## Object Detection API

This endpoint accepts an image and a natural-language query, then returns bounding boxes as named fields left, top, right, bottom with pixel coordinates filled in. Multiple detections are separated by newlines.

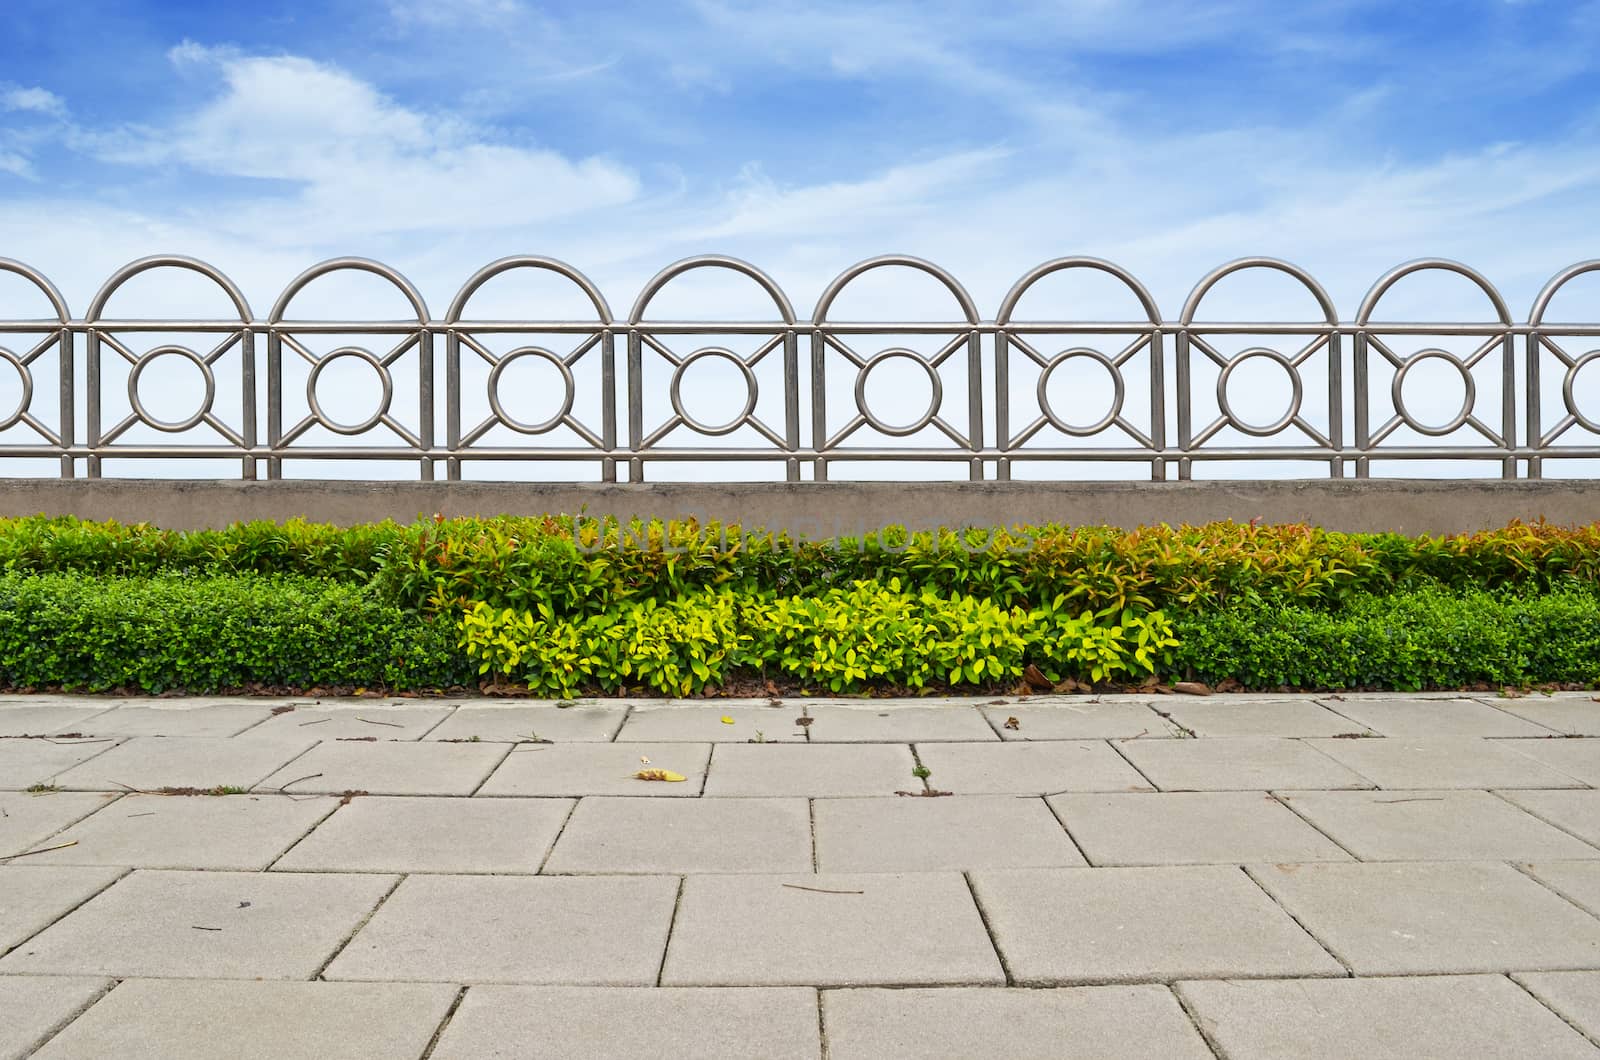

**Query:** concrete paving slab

left=0, top=704, right=115, bottom=736
left=1522, top=861, right=1600, bottom=918
left=11, top=793, right=339, bottom=870
left=0, top=865, right=123, bottom=953
left=823, top=985, right=1215, bottom=1060
left=425, top=704, right=626, bottom=743
left=1157, top=699, right=1367, bottom=738
left=0, top=976, right=112, bottom=1060
left=703, top=744, right=916, bottom=797
left=1248, top=860, right=1600, bottom=975
left=80, top=703, right=280, bottom=738
left=0, top=868, right=395, bottom=979
left=615, top=705, right=807, bottom=742
left=543, top=797, right=811, bottom=875
left=802, top=704, right=998, bottom=742
left=254, top=740, right=506, bottom=796
left=1177, top=974, right=1600, bottom=1060
left=1306, top=736, right=1587, bottom=789
left=30, top=979, right=458, bottom=1060
left=814, top=795, right=1086, bottom=872
left=1320, top=696, right=1556, bottom=737
left=0, top=739, right=121, bottom=790
left=1050, top=792, right=1352, bottom=866
left=323, top=874, right=678, bottom=985
left=661, top=872, right=1004, bottom=987
left=1491, top=697, right=1600, bottom=736
left=1514, top=971, right=1600, bottom=1044
left=273, top=795, right=573, bottom=874
left=53, top=735, right=314, bottom=793
left=1502, top=738, right=1600, bottom=786
left=244, top=703, right=453, bottom=741
left=477, top=742, right=711, bottom=797
left=431, top=986, right=822, bottom=1060
left=1275, top=790, right=1600, bottom=861
left=970, top=865, right=1343, bottom=984
left=0, top=791, right=117, bottom=857
left=1114, top=737, right=1371, bottom=792
left=981, top=701, right=1168, bottom=740
left=914, top=741, right=1153, bottom=795
left=1500, top=789, right=1600, bottom=847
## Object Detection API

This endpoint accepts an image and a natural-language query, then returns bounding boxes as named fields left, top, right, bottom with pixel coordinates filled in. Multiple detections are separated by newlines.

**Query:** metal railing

left=1, top=253, right=1598, bottom=481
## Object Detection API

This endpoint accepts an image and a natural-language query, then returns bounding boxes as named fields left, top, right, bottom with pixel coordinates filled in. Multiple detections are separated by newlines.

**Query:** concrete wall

left=0, top=478, right=1595, bottom=534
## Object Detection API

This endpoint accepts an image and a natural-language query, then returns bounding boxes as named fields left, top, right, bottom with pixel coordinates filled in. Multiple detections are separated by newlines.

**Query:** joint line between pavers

left=1510, top=971, right=1600, bottom=1050
left=815, top=987, right=831, bottom=1060
left=231, top=702, right=302, bottom=737
left=1104, top=738, right=1163, bottom=791
left=807, top=797, right=819, bottom=872
left=1486, top=789, right=1600, bottom=855
left=13, top=790, right=127, bottom=853
left=976, top=703, right=1008, bottom=740
left=262, top=793, right=347, bottom=872
left=609, top=703, right=635, bottom=743
left=697, top=745, right=716, bottom=797
left=1312, top=695, right=1384, bottom=735
left=654, top=875, right=687, bottom=988
left=1294, top=736, right=1385, bottom=790
left=418, top=984, right=470, bottom=1060
left=415, top=705, right=462, bottom=742
left=38, top=736, right=129, bottom=789
left=1237, top=863, right=1355, bottom=978
left=1506, top=859, right=1600, bottom=923
left=14, top=970, right=121, bottom=1058
left=1465, top=694, right=1570, bottom=735
left=312, top=872, right=405, bottom=981
left=467, top=742, right=522, bottom=798
left=1037, top=793, right=1095, bottom=866
left=1169, top=982, right=1230, bottom=1060
left=908, top=743, right=932, bottom=793
left=534, top=797, right=582, bottom=875
left=246, top=740, right=326, bottom=795
left=1495, top=740, right=1599, bottom=788
left=960, top=870, right=1015, bottom=987
left=1266, top=791, right=1365, bottom=861
left=0, top=864, right=132, bottom=962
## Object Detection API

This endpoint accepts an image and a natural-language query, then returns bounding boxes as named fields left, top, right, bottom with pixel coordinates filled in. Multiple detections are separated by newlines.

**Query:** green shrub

left=0, top=572, right=470, bottom=693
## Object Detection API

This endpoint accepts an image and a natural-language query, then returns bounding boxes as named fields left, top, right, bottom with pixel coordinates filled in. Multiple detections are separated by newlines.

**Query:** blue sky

left=5, top=0, right=1600, bottom=323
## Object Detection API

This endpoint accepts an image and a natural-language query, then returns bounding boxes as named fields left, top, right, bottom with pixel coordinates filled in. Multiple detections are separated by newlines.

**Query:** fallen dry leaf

left=1003, top=716, right=1020, bottom=731
left=633, top=768, right=687, bottom=782
left=1022, top=664, right=1052, bottom=691
left=1173, top=681, right=1212, bottom=696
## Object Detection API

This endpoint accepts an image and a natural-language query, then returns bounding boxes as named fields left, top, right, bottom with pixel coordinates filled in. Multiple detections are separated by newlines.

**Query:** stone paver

left=1515, top=971, right=1600, bottom=1044
left=1503, top=738, right=1600, bottom=786
left=1493, top=697, right=1600, bottom=737
left=914, top=741, right=1153, bottom=795
left=823, top=985, right=1215, bottom=1060
left=1158, top=699, right=1367, bottom=738
left=544, top=797, right=811, bottom=874
left=703, top=744, right=916, bottom=797
left=254, top=740, right=506, bottom=796
left=982, top=700, right=1167, bottom=740
left=272, top=796, right=574, bottom=874
left=803, top=704, right=998, bottom=742
left=0, top=865, right=124, bottom=953
left=1114, top=737, right=1371, bottom=792
left=0, top=704, right=114, bottom=736
left=53, top=735, right=314, bottom=793
left=0, top=976, right=112, bottom=1060
left=0, top=868, right=395, bottom=979
left=244, top=704, right=453, bottom=741
left=616, top=705, right=806, bottom=742
left=477, top=742, right=712, bottom=796
left=970, top=866, right=1343, bottom=984
left=1306, top=736, right=1587, bottom=789
left=1276, top=790, right=1600, bottom=861
left=1249, top=860, right=1600, bottom=975
left=0, top=791, right=116, bottom=857
left=1176, top=975, right=1600, bottom=1060
left=814, top=795, right=1086, bottom=872
left=1319, top=696, right=1556, bottom=737
left=81, top=703, right=280, bottom=738
left=1500, top=789, right=1600, bottom=846
left=431, top=986, right=822, bottom=1060
left=1523, top=861, right=1600, bottom=918
left=12, top=793, right=338, bottom=870
left=0, top=739, right=121, bottom=790
left=324, top=874, right=678, bottom=985
left=1050, top=792, right=1351, bottom=866
left=31, top=979, right=458, bottom=1060
left=425, top=704, right=626, bottom=743
left=662, top=872, right=1004, bottom=986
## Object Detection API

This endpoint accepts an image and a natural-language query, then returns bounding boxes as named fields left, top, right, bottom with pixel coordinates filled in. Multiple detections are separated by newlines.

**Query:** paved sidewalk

left=2, top=691, right=1599, bottom=1057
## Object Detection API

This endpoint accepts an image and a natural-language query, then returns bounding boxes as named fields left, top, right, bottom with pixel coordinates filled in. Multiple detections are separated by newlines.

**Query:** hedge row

left=5, top=515, right=1600, bottom=617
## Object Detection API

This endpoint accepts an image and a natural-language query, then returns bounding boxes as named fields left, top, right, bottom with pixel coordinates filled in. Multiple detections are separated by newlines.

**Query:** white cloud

left=0, top=151, right=35, bottom=180
left=1, top=86, right=67, bottom=119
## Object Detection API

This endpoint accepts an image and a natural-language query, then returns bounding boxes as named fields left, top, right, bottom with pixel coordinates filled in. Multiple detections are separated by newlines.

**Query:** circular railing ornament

left=127, top=346, right=216, bottom=433
left=487, top=347, right=576, bottom=435
left=855, top=349, right=942, bottom=436
left=0, top=349, right=33, bottom=432
left=1391, top=349, right=1476, bottom=436
left=306, top=347, right=393, bottom=435
left=1216, top=348, right=1304, bottom=437
left=670, top=348, right=758, bottom=436
left=1038, top=348, right=1125, bottom=436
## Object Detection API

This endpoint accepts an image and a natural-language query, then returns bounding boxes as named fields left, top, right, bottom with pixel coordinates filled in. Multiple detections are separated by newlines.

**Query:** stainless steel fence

left=1, top=252, right=1598, bottom=481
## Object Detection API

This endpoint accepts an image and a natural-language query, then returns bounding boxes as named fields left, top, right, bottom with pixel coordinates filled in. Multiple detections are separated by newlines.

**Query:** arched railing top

left=628, top=255, right=795, bottom=324
left=269, top=257, right=429, bottom=323
left=1529, top=260, right=1600, bottom=326
left=1180, top=257, right=1337, bottom=325
left=1356, top=257, right=1512, bottom=325
left=0, top=257, right=71, bottom=322
left=996, top=256, right=1160, bottom=324
left=87, top=255, right=251, bottom=322
left=447, top=255, right=612, bottom=324
left=813, top=254, right=980, bottom=324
